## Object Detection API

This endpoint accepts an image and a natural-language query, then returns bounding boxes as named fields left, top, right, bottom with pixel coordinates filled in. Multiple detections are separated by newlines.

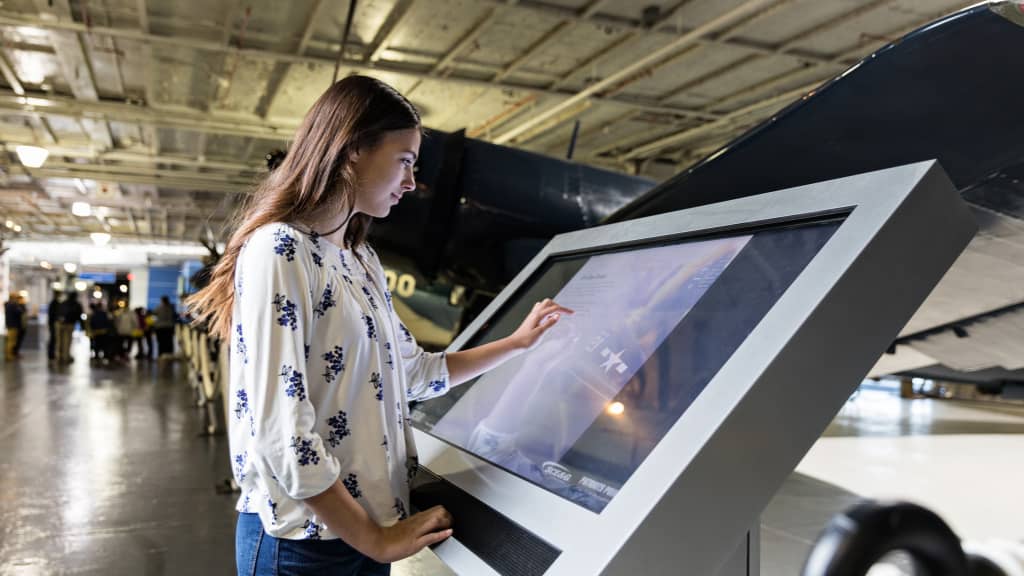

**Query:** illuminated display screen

left=411, top=219, right=842, bottom=512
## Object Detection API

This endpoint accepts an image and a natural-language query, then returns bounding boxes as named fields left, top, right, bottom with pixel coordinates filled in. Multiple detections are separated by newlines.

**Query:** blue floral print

left=362, top=314, right=377, bottom=340
left=272, top=294, right=298, bottom=330
left=326, top=410, right=351, bottom=447
left=371, top=372, right=383, bottom=401
left=280, top=365, right=306, bottom=402
left=234, top=389, right=248, bottom=419
left=314, top=283, right=336, bottom=318
left=303, top=519, right=322, bottom=540
left=322, top=346, right=345, bottom=383
left=343, top=473, right=362, bottom=499
left=290, top=436, right=320, bottom=466
left=273, top=228, right=297, bottom=261
left=268, top=496, right=279, bottom=524
left=361, top=285, right=378, bottom=310
left=398, top=322, right=413, bottom=343
left=234, top=451, right=247, bottom=482
left=384, top=342, right=393, bottom=369
left=235, top=323, right=249, bottom=364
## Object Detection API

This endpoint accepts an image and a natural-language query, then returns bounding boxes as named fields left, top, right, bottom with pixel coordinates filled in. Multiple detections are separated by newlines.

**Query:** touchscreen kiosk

left=408, top=161, right=975, bottom=576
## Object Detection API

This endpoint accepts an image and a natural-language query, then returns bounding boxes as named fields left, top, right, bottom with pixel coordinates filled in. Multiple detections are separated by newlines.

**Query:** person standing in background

left=47, top=291, right=61, bottom=361
left=136, top=307, right=154, bottom=359
left=86, top=303, right=107, bottom=361
left=5, top=293, right=23, bottom=361
left=56, top=294, right=83, bottom=364
left=13, top=294, right=27, bottom=357
left=154, top=295, right=176, bottom=358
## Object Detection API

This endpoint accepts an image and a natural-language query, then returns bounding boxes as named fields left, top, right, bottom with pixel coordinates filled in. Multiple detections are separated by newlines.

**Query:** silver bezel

left=413, top=161, right=975, bottom=575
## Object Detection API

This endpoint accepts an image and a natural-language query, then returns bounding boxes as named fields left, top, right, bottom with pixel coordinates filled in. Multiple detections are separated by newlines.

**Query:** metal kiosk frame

left=409, top=161, right=976, bottom=576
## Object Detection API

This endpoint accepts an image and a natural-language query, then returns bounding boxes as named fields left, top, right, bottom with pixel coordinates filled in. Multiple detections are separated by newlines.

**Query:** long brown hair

left=187, top=75, right=420, bottom=340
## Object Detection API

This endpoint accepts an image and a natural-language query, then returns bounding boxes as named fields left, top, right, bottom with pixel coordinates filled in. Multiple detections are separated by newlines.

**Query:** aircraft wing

left=604, top=1, right=1024, bottom=386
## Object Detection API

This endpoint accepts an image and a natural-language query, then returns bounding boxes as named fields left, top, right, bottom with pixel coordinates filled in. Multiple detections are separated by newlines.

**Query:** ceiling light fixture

left=71, top=201, right=92, bottom=217
left=15, top=145, right=49, bottom=168
left=90, top=232, right=112, bottom=246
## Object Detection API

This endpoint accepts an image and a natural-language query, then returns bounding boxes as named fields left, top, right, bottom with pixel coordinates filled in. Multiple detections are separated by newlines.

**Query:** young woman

left=187, top=75, right=570, bottom=575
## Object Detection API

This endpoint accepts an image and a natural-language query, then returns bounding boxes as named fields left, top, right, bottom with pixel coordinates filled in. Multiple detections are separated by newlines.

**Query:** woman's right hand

left=371, top=505, right=454, bottom=563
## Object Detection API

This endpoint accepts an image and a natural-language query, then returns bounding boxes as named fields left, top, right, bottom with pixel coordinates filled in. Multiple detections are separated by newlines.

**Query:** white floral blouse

left=228, top=222, right=450, bottom=541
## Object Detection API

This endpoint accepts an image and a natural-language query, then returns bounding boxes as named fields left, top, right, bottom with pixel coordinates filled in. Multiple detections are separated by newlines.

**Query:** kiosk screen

left=411, top=219, right=842, bottom=512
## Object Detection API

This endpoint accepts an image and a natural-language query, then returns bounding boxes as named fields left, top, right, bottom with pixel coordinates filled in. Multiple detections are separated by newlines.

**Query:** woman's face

left=351, top=128, right=420, bottom=218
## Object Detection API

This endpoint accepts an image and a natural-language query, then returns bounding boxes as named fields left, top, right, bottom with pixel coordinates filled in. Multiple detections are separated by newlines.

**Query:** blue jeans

left=236, top=513, right=390, bottom=576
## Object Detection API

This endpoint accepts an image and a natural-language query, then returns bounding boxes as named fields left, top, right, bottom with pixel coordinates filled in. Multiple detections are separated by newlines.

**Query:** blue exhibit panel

left=147, top=266, right=180, bottom=311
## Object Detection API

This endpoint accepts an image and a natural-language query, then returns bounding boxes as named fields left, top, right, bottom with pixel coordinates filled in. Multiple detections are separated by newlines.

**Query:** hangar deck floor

left=2, top=333, right=1022, bottom=575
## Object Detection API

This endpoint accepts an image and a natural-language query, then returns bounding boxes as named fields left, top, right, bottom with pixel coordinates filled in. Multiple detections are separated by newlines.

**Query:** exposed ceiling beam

left=0, top=14, right=720, bottom=121
left=654, top=0, right=891, bottom=108
left=25, top=165, right=251, bottom=194
left=135, top=0, right=159, bottom=156
left=433, top=7, right=500, bottom=75
left=617, top=82, right=817, bottom=161
left=195, top=132, right=209, bottom=163
left=0, top=51, right=25, bottom=96
left=547, top=30, right=636, bottom=92
left=259, top=0, right=324, bottom=118
left=610, top=2, right=964, bottom=162
left=709, top=2, right=959, bottom=115
left=404, top=6, right=504, bottom=97
left=210, top=0, right=244, bottom=109
left=0, top=91, right=300, bottom=139
left=493, top=0, right=778, bottom=145
left=127, top=206, right=140, bottom=236
left=135, top=0, right=150, bottom=33
left=27, top=116, right=59, bottom=144
left=39, top=160, right=251, bottom=181
left=35, top=0, right=115, bottom=150
left=492, top=16, right=572, bottom=83
left=241, top=137, right=258, bottom=163
left=480, top=0, right=851, bottom=69
left=17, top=192, right=60, bottom=228
left=366, top=0, right=417, bottom=63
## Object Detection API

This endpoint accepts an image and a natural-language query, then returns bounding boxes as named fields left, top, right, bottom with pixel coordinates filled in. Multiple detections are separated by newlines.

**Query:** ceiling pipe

left=492, top=0, right=780, bottom=145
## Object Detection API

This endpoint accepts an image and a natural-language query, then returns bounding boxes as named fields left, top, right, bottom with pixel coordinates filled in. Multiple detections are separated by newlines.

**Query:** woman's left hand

left=508, top=298, right=574, bottom=351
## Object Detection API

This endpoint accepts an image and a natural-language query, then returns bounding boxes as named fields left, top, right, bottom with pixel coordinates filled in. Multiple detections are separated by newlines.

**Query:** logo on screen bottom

left=541, top=461, right=573, bottom=484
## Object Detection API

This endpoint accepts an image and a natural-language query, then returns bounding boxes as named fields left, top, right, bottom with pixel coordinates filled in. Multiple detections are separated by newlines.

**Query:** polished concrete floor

left=2, top=330, right=1023, bottom=575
